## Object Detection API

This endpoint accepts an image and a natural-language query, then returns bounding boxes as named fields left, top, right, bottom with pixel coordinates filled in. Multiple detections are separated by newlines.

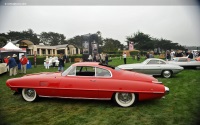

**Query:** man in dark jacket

left=7, top=56, right=17, bottom=76
left=188, top=51, right=193, bottom=59
left=58, top=53, right=65, bottom=72
left=13, top=54, right=20, bottom=74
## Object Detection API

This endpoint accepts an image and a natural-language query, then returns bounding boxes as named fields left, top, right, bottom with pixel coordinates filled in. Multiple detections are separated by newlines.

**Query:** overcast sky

left=0, top=5, right=199, bottom=46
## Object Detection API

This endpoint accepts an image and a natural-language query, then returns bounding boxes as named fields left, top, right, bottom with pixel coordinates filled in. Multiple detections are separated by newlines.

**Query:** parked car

left=168, top=57, right=200, bottom=69
left=6, top=62, right=169, bottom=107
left=44, top=57, right=59, bottom=67
left=117, top=58, right=183, bottom=78
left=0, top=63, right=7, bottom=74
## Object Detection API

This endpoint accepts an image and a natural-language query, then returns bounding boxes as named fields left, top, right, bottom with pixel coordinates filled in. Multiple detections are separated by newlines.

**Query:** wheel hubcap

left=25, top=89, right=35, bottom=98
left=118, top=93, right=132, bottom=104
left=163, top=71, right=171, bottom=78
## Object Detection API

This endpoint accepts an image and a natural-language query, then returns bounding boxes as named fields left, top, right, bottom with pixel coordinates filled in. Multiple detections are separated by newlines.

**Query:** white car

left=0, top=63, right=8, bottom=74
left=44, top=57, right=59, bottom=67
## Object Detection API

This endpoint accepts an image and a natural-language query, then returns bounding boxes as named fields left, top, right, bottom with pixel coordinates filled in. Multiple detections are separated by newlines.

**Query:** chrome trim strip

left=152, top=92, right=164, bottom=94
left=39, top=95, right=110, bottom=100
left=152, top=81, right=162, bottom=84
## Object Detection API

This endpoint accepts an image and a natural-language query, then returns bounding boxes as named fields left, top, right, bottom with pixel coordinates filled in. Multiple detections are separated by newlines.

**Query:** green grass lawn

left=0, top=57, right=200, bottom=125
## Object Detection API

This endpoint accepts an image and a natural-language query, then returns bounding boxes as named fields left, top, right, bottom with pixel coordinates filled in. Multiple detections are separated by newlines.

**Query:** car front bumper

left=165, top=86, right=169, bottom=95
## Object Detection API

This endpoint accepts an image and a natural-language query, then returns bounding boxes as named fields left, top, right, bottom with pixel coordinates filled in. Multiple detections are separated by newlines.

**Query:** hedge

left=28, top=54, right=83, bottom=65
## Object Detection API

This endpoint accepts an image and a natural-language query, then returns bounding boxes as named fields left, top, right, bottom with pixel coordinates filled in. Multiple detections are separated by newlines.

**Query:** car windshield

left=142, top=59, right=150, bottom=64
left=61, top=65, right=75, bottom=76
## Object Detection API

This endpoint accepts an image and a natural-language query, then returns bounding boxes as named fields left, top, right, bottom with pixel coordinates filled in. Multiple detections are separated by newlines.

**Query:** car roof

left=72, top=62, right=99, bottom=66
left=146, top=58, right=165, bottom=61
left=72, top=62, right=115, bottom=69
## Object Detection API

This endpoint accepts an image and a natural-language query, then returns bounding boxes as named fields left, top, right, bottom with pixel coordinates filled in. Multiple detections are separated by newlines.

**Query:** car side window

left=159, top=60, right=166, bottom=64
left=76, top=66, right=95, bottom=76
left=147, top=60, right=159, bottom=64
left=96, top=67, right=111, bottom=77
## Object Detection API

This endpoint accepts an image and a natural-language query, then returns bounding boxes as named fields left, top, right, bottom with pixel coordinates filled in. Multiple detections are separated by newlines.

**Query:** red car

left=6, top=62, right=169, bottom=107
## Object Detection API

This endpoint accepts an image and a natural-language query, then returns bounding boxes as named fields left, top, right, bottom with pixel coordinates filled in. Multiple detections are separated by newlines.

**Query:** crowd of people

left=87, top=53, right=109, bottom=65
left=145, top=50, right=200, bottom=61
left=44, top=53, right=67, bottom=72
left=2, top=54, right=28, bottom=76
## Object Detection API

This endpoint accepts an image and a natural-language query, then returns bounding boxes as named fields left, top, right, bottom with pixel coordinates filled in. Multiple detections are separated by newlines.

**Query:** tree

left=0, top=29, right=40, bottom=45
left=102, top=38, right=123, bottom=52
left=127, top=31, right=152, bottom=50
left=40, top=32, right=66, bottom=45
left=126, top=31, right=185, bottom=51
left=0, top=36, right=7, bottom=48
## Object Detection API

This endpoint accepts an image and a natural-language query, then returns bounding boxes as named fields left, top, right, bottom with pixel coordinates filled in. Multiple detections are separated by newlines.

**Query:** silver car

left=117, top=58, right=184, bottom=78
left=168, top=57, right=200, bottom=69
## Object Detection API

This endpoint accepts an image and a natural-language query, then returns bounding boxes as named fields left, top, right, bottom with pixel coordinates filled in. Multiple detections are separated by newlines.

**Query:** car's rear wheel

left=162, top=70, right=172, bottom=78
left=115, top=92, right=136, bottom=107
left=22, top=88, right=38, bottom=102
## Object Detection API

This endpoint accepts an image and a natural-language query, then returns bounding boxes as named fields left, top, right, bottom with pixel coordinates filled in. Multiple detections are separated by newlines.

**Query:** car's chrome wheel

left=115, top=92, right=136, bottom=107
left=162, top=70, right=172, bottom=78
left=22, top=88, right=37, bottom=102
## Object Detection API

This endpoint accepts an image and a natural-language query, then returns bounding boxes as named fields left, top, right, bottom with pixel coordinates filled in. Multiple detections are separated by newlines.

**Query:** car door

left=94, top=67, right=113, bottom=99
left=142, top=60, right=162, bottom=75
left=59, top=66, right=99, bottom=98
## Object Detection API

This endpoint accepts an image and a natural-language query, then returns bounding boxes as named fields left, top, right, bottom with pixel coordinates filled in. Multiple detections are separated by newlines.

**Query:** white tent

left=0, top=42, right=26, bottom=52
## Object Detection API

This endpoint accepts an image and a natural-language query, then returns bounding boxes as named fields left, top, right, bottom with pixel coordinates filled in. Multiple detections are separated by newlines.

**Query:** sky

left=0, top=4, right=200, bottom=46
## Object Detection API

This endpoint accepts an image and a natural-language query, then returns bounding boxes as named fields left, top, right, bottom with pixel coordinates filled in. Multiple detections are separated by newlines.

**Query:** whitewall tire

left=115, top=92, right=136, bottom=107
left=22, top=88, right=38, bottom=102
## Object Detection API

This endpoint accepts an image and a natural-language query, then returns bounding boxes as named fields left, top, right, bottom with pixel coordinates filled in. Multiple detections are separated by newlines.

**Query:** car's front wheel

left=162, top=70, right=172, bottom=78
left=22, top=88, right=38, bottom=102
left=115, top=92, right=136, bottom=107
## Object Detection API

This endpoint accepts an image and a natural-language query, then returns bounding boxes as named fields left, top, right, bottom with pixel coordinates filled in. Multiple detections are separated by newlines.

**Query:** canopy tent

left=0, top=42, right=26, bottom=52
left=0, top=42, right=26, bottom=60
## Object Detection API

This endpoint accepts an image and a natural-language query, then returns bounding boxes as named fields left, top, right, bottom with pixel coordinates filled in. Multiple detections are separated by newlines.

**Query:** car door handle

left=90, top=80, right=96, bottom=82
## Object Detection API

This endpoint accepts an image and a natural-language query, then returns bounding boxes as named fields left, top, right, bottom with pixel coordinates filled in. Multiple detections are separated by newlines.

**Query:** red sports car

left=6, top=62, right=169, bottom=107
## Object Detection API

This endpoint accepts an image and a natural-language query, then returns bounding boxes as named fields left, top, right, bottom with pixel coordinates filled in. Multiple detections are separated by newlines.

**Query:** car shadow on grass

left=34, top=96, right=163, bottom=108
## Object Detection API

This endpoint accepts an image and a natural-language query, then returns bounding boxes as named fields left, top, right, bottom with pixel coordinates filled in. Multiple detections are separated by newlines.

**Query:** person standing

left=149, top=51, right=154, bottom=58
left=170, top=50, right=175, bottom=60
left=45, top=56, right=50, bottom=69
left=13, top=54, right=20, bottom=74
left=20, top=55, right=28, bottom=74
left=7, top=56, right=17, bottom=76
left=166, top=50, right=171, bottom=61
left=58, top=53, right=65, bottom=72
left=137, top=53, right=140, bottom=61
left=93, top=54, right=97, bottom=62
left=105, top=54, right=109, bottom=65
left=188, top=51, right=193, bottom=59
left=88, top=55, right=93, bottom=62
left=123, top=52, right=127, bottom=64
left=145, top=52, right=150, bottom=59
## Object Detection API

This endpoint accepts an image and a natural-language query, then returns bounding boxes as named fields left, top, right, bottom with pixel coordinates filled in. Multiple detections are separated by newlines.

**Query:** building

left=11, top=39, right=80, bottom=56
